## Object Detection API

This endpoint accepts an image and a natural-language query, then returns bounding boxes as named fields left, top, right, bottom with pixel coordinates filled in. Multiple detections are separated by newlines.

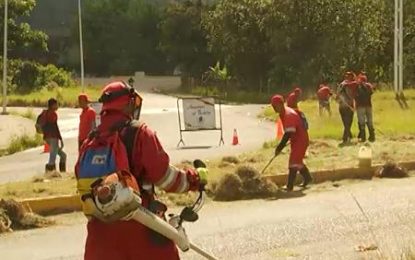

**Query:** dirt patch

left=389, top=135, right=415, bottom=142
left=0, top=199, right=55, bottom=233
left=222, top=156, right=240, bottom=164
left=212, top=165, right=278, bottom=201
left=375, top=162, right=409, bottom=178
left=309, top=140, right=332, bottom=149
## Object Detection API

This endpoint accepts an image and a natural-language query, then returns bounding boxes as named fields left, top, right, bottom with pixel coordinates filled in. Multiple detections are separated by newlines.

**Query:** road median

left=18, top=161, right=415, bottom=215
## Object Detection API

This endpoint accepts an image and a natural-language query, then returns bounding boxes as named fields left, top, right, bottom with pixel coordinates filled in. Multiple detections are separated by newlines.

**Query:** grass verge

left=9, top=108, right=37, bottom=121
left=0, top=174, right=76, bottom=200
left=8, top=86, right=102, bottom=108
left=0, top=134, right=44, bottom=157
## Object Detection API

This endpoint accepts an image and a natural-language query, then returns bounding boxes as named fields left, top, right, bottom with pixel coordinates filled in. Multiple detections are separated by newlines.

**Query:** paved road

left=1, top=176, right=414, bottom=259
left=0, top=93, right=274, bottom=184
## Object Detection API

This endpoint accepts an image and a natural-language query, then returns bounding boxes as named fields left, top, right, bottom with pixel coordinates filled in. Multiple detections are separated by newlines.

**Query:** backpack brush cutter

left=85, top=161, right=218, bottom=260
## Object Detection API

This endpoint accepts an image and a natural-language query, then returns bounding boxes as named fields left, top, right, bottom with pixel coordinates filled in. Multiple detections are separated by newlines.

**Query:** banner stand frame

left=176, top=96, right=224, bottom=147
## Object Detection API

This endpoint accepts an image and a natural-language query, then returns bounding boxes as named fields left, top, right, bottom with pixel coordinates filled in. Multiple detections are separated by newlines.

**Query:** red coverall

left=82, top=112, right=201, bottom=260
left=280, top=106, right=309, bottom=169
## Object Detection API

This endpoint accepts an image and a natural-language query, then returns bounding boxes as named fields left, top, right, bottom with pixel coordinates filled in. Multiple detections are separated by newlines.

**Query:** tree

left=265, top=0, right=387, bottom=87
left=203, top=0, right=388, bottom=91
left=81, top=0, right=169, bottom=76
left=203, top=0, right=273, bottom=91
left=0, top=0, right=48, bottom=60
left=160, top=0, right=213, bottom=88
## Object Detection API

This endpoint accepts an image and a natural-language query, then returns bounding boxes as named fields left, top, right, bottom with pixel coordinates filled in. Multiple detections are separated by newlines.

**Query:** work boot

left=368, top=127, right=376, bottom=143
left=285, top=168, right=297, bottom=192
left=358, top=124, right=366, bottom=142
left=59, top=162, right=66, bottom=173
left=299, top=166, right=313, bottom=188
left=45, top=164, right=61, bottom=178
left=45, top=164, right=56, bottom=173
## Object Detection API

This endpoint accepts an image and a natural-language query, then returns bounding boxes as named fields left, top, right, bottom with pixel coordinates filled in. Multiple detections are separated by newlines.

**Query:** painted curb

left=19, top=161, right=415, bottom=215
left=20, top=194, right=81, bottom=215
left=262, top=161, right=415, bottom=186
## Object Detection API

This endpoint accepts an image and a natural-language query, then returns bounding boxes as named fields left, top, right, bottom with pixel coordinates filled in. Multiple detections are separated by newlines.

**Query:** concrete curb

left=19, top=161, right=415, bottom=215
left=262, top=161, right=415, bottom=186
left=20, top=194, right=81, bottom=215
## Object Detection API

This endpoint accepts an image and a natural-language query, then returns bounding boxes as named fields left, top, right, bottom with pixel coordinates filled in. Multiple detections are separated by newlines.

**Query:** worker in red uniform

left=286, top=87, right=302, bottom=109
left=78, top=94, right=96, bottom=150
left=336, top=72, right=357, bottom=145
left=317, top=83, right=333, bottom=116
left=271, top=95, right=312, bottom=191
left=43, top=98, right=67, bottom=173
left=80, top=81, right=207, bottom=260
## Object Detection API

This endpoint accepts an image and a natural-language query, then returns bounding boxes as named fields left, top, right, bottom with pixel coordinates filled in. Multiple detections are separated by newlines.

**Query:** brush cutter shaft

left=261, top=155, right=277, bottom=174
left=127, top=204, right=218, bottom=260
left=190, top=243, right=218, bottom=260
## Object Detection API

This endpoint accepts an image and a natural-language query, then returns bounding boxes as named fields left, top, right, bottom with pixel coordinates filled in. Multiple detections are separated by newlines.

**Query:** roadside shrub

left=0, top=58, right=74, bottom=93
left=37, top=64, right=74, bottom=88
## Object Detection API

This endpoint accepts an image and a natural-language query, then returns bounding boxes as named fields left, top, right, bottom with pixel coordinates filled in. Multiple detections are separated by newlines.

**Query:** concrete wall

left=76, top=73, right=181, bottom=93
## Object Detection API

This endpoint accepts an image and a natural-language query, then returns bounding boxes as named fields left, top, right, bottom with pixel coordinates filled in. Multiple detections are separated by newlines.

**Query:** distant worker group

left=271, top=70, right=376, bottom=191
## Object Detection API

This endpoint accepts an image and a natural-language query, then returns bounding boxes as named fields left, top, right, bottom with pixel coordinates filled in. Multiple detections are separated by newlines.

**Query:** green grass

left=8, top=86, right=102, bottom=108
left=261, top=89, right=415, bottom=139
left=0, top=175, right=76, bottom=200
left=167, top=86, right=272, bottom=104
left=0, top=133, right=44, bottom=157
left=9, top=108, right=36, bottom=121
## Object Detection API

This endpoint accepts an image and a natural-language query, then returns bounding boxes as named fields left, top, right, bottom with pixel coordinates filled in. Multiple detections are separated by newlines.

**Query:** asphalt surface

left=1, top=176, right=414, bottom=259
left=0, top=93, right=274, bottom=184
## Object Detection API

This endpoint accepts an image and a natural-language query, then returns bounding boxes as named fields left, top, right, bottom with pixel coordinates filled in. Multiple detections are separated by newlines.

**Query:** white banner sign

left=90, top=102, right=103, bottom=126
left=183, top=98, right=216, bottom=130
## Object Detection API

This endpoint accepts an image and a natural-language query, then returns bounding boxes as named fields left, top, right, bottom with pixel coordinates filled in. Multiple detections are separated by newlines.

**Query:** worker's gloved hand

left=193, top=159, right=208, bottom=187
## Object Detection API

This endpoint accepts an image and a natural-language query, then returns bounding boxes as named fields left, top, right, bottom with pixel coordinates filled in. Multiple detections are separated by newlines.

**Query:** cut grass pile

left=8, top=86, right=102, bottom=107
left=211, top=165, right=278, bottom=201
left=0, top=199, right=55, bottom=233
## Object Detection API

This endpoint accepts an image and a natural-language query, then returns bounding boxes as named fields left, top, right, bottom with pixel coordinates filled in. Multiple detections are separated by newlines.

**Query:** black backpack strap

left=122, top=121, right=141, bottom=171
left=121, top=120, right=158, bottom=200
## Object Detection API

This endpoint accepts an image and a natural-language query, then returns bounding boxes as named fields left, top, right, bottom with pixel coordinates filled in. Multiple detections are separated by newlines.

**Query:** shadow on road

left=266, top=188, right=306, bottom=200
left=177, top=146, right=214, bottom=150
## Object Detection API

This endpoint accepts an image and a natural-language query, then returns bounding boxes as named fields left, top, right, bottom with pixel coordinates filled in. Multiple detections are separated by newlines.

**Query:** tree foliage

left=0, top=0, right=48, bottom=60
left=160, top=0, right=213, bottom=83
left=24, top=0, right=415, bottom=91
left=204, top=0, right=390, bottom=90
left=81, top=0, right=169, bottom=76
left=204, top=0, right=272, bottom=90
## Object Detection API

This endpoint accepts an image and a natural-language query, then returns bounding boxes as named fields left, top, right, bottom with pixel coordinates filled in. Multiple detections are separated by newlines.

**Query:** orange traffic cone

left=276, top=118, right=284, bottom=140
left=232, top=129, right=239, bottom=145
left=43, top=142, right=50, bottom=153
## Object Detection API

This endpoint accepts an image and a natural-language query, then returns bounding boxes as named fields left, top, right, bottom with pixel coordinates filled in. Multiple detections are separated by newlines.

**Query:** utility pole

left=394, top=0, right=403, bottom=94
left=78, top=0, right=85, bottom=92
left=2, top=0, right=8, bottom=115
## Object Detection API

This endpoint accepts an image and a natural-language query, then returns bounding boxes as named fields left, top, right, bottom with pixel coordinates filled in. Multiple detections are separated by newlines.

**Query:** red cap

left=271, top=95, right=284, bottom=107
left=294, top=87, right=302, bottom=95
left=358, top=75, right=368, bottom=82
left=78, top=94, right=90, bottom=102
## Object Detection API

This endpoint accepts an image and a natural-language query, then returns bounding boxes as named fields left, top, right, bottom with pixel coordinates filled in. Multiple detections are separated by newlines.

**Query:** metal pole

left=78, top=0, right=85, bottom=92
left=2, top=0, right=8, bottom=115
left=398, top=0, right=403, bottom=93
left=394, top=0, right=398, bottom=93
